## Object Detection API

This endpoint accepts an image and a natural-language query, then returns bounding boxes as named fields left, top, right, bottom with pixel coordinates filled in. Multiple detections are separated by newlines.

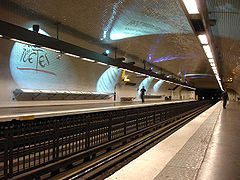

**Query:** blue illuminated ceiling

left=207, top=0, right=240, bottom=40
left=106, top=0, right=193, bottom=40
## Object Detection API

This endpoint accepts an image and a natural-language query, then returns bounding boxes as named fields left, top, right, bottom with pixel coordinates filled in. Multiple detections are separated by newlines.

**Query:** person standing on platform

left=222, top=88, right=228, bottom=109
left=140, top=86, right=146, bottom=103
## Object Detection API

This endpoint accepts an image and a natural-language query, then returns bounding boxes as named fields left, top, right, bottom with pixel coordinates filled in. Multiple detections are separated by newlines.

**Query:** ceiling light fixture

left=198, top=34, right=208, bottom=44
left=10, top=38, right=35, bottom=46
left=81, top=58, right=95, bottom=62
left=64, top=52, right=80, bottom=58
left=97, top=62, right=108, bottom=66
left=0, top=35, right=3, bottom=38
left=208, top=58, right=214, bottom=63
left=210, top=62, right=215, bottom=67
left=125, top=69, right=134, bottom=73
left=203, top=45, right=213, bottom=58
left=103, top=49, right=110, bottom=56
left=41, top=46, right=60, bottom=53
left=182, top=0, right=199, bottom=14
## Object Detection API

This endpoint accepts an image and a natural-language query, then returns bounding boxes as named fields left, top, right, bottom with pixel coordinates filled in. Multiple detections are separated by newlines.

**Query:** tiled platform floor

left=107, top=102, right=240, bottom=180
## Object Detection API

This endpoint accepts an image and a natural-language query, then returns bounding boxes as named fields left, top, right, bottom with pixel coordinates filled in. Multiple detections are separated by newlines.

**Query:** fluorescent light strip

left=198, top=34, right=208, bottom=44
left=81, top=58, right=95, bottom=62
left=203, top=45, right=213, bottom=58
left=64, top=52, right=80, bottom=58
left=97, top=62, right=108, bottom=66
left=208, top=58, right=214, bottom=63
left=41, top=46, right=60, bottom=53
left=182, top=0, right=199, bottom=14
left=210, top=62, right=215, bottom=67
left=125, top=69, right=134, bottom=73
left=10, top=38, right=35, bottom=46
left=207, top=59, right=223, bottom=90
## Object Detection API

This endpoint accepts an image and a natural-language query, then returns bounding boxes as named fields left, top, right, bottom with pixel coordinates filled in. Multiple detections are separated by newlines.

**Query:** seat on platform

left=13, top=88, right=113, bottom=101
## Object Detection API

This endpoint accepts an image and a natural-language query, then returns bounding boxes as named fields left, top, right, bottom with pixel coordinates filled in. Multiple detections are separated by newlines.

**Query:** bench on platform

left=120, top=97, right=136, bottom=101
left=144, top=94, right=163, bottom=99
left=13, top=89, right=113, bottom=101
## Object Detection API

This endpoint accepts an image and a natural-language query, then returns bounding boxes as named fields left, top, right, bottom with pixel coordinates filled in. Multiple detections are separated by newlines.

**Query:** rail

left=0, top=100, right=213, bottom=179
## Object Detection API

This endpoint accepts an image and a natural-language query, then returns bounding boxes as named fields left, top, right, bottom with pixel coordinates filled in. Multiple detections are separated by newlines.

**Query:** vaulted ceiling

left=0, top=0, right=239, bottom=93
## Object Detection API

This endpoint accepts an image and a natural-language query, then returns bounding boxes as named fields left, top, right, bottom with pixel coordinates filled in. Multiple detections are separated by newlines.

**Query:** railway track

left=53, top=104, right=211, bottom=180
left=0, top=101, right=214, bottom=179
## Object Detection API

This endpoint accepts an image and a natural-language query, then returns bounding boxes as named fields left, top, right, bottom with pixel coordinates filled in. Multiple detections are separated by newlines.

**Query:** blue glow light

left=189, top=76, right=213, bottom=79
left=96, top=67, right=122, bottom=93
left=184, top=74, right=213, bottom=78
left=110, top=33, right=132, bottom=40
left=138, top=77, right=153, bottom=95
left=147, top=34, right=163, bottom=62
left=153, top=56, right=185, bottom=63
left=101, top=0, right=125, bottom=40
left=153, top=80, right=164, bottom=93
left=105, top=50, right=110, bottom=55
left=148, top=53, right=152, bottom=62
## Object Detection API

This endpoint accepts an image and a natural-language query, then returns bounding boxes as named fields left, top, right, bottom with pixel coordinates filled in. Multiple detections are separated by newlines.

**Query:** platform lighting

left=10, top=38, right=35, bottom=46
left=210, top=62, right=215, bottom=67
left=109, top=65, right=117, bottom=68
left=64, top=52, right=80, bottom=58
left=103, top=49, right=110, bottom=56
left=135, top=72, right=143, bottom=75
left=203, top=45, right=213, bottom=59
left=182, top=0, right=199, bottom=14
left=208, top=58, right=214, bottom=63
left=81, top=58, right=95, bottom=62
left=40, top=46, right=60, bottom=53
left=125, top=69, right=134, bottom=73
left=198, top=34, right=208, bottom=44
left=149, top=67, right=154, bottom=71
left=97, top=62, right=108, bottom=66
left=0, top=35, right=3, bottom=38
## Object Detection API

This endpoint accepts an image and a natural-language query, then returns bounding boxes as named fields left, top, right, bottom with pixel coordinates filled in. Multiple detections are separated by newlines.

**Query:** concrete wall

left=0, top=7, right=195, bottom=107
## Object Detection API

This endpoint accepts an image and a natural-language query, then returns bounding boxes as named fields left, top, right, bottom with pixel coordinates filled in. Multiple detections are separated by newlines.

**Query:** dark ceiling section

left=191, top=19, right=205, bottom=32
left=207, top=0, right=240, bottom=92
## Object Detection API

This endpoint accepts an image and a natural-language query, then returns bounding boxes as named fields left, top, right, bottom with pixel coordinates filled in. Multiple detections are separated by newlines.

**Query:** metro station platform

left=106, top=101, right=240, bottom=180
left=0, top=99, right=193, bottom=122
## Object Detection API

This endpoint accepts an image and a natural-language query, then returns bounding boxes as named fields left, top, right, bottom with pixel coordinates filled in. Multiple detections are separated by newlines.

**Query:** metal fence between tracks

left=0, top=101, right=212, bottom=179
